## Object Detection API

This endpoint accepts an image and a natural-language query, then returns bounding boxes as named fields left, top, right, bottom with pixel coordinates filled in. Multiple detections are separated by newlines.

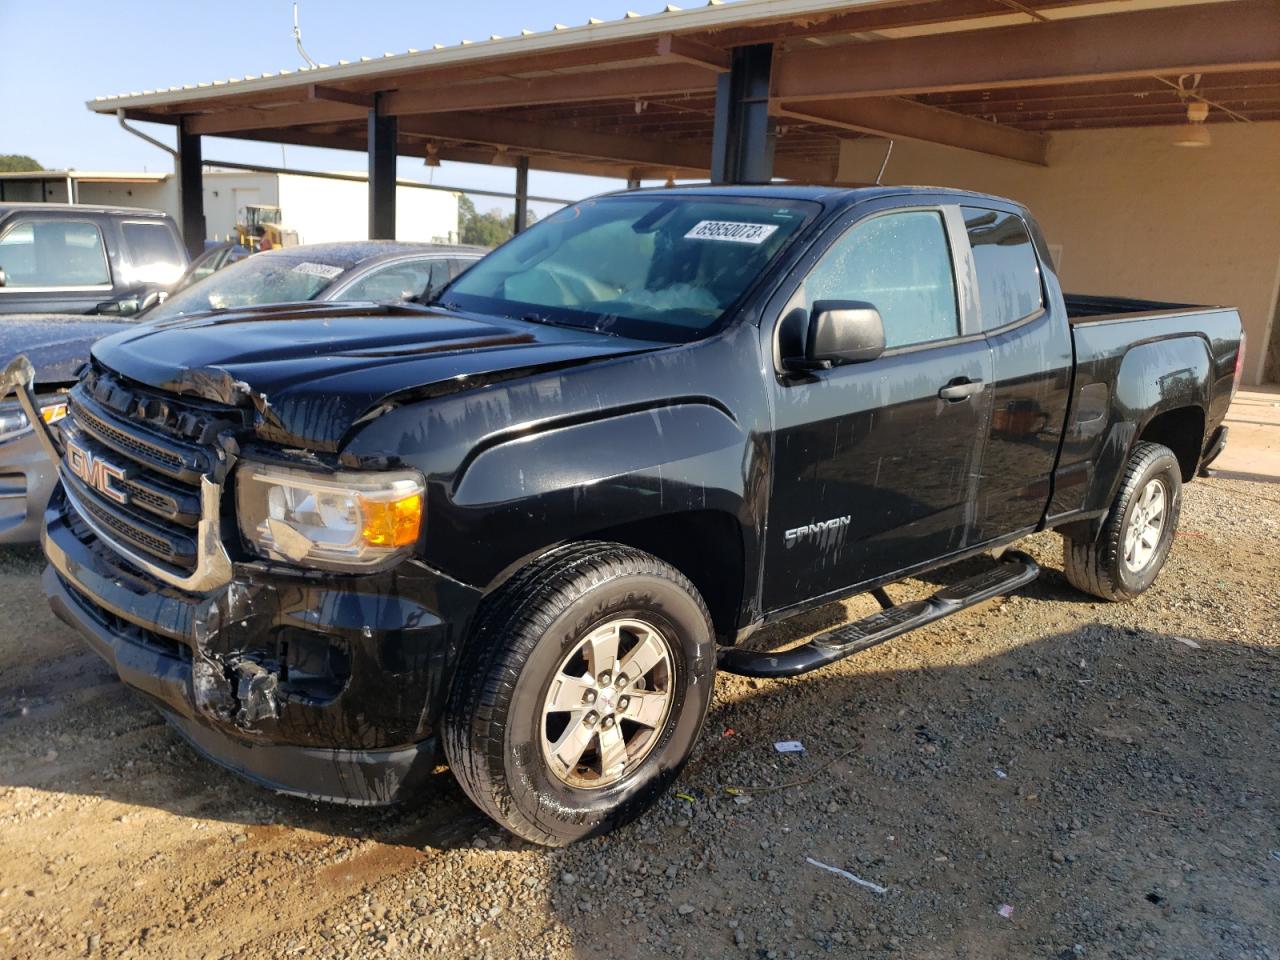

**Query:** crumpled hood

left=91, top=301, right=658, bottom=450
left=1, top=313, right=131, bottom=388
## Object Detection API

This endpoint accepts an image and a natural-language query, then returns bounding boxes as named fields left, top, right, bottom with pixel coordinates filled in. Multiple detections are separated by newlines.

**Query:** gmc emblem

left=66, top=439, right=128, bottom=505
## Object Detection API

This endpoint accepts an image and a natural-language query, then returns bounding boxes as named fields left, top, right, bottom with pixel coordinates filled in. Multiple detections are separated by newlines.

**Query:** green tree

left=457, top=193, right=478, bottom=230
left=458, top=193, right=538, bottom=247
left=0, top=155, right=42, bottom=172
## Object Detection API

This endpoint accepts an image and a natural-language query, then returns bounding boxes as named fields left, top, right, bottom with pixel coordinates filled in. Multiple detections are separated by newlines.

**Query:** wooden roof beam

left=227, top=126, right=657, bottom=179
left=187, top=99, right=366, bottom=135
left=1019, top=111, right=1280, bottom=131
left=920, top=71, right=1280, bottom=108
left=308, top=84, right=375, bottom=109
left=699, top=0, right=1087, bottom=48
left=231, top=120, right=831, bottom=182
left=428, top=145, right=667, bottom=179
left=773, top=0, right=1280, bottom=101
left=774, top=97, right=1049, bottom=165
left=381, top=63, right=715, bottom=116
left=397, top=111, right=710, bottom=173
left=656, top=34, right=731, bottom=72
left=926, top=86, right=1280, bottom=114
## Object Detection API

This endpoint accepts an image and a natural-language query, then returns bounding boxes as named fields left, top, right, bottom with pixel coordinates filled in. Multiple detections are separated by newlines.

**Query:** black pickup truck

left=4, top=186, right=1242, bottom=846
left=0, top=203, right=187, bottom=315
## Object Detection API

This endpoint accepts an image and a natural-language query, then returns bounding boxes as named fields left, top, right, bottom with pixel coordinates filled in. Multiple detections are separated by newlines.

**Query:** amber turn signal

left=360, top=492, right=423, bottom=548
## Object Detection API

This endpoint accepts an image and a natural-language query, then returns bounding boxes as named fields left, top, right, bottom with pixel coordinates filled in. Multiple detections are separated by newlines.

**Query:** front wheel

left=443, top=542, right=716, bottom=846
left=1061, top=441, right=1183, bottom=601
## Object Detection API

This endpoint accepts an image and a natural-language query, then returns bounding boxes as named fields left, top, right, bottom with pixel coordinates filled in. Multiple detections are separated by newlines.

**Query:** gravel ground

left=0, top=475, right=1276, bottom=960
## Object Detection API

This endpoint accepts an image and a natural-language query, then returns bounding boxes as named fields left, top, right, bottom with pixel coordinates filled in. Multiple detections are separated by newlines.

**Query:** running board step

left=718, top=550, right=1040, bottom=679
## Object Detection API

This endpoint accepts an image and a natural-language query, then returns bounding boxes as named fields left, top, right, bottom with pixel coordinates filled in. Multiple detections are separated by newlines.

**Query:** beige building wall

left=76, top=179, right=177, bottom=216
left=836, top=122, right=1280, bottom=385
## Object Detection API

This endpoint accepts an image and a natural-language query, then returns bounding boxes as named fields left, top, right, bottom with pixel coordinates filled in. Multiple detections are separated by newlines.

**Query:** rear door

left=961, top=205, right=1074, bottom=541
left=762, top=199, right=994, bottom=613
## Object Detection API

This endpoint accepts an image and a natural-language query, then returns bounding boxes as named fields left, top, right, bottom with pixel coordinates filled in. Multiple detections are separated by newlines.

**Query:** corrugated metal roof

left=87, top=0, right=891, bottom=112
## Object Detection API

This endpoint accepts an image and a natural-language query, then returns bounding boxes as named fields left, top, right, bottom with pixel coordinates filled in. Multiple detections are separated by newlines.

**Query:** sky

left=0, top=0, right=720, bottom=218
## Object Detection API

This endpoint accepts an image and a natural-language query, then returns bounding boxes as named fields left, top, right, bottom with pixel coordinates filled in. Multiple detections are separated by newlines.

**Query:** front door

left=0, top=217, right=115, bottom=314
left=763, top=203, right=993, bottom=613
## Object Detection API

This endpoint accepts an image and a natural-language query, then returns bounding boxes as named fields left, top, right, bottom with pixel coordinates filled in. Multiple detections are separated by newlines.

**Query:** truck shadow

left=0, top=594, right=1257, bottom=852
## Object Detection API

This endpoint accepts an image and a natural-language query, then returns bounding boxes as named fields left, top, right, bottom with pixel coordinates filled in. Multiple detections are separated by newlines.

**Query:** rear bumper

left=42, top=489, right=483, bottom=805
left=0, top=428, right=56, bottom=545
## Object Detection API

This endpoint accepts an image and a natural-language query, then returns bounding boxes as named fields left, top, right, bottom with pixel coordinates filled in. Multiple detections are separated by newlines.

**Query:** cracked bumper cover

left=42, top=489, right=483, bottom=806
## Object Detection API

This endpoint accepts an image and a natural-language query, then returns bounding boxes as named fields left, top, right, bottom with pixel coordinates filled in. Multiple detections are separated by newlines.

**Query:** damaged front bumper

left=42, top=488, right=482, bottom=806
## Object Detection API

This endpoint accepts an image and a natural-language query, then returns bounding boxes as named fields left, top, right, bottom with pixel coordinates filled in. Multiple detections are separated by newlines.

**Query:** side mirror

left=789, top=300, right=885, bottom=370
left=0, top=266, right=7, bottom=287
left=95, top=296, right=141, bottom=317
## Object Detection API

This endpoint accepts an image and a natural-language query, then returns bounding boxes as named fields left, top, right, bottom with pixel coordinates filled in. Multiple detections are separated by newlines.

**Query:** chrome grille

left=65, top=477, right=196, bottom=565
left=68, top=395, right=204, bottom=480
left=58, top=374, right=237, bottom=591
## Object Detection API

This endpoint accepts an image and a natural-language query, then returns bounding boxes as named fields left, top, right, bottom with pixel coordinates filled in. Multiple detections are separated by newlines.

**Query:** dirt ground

left=1, top=471, right=1277, bottom=960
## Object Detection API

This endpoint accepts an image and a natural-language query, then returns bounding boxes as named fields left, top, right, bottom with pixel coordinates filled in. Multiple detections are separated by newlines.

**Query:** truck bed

left=1064, top=293, right=1207, bottom=321
left=1052, top=298, right=1243, bottom=526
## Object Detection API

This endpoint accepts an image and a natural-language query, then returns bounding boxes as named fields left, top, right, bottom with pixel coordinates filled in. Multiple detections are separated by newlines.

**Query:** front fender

left=446, top=401, right=755, bottom=586
left=453, top=402, right=743, bottom=507
left=339, top=323, right=773, bottom=603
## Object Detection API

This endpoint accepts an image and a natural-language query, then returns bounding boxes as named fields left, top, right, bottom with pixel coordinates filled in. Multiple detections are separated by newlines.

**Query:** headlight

left=0, top=396, right=68, bottom=444
left=236, top=463, right=425, bottom=571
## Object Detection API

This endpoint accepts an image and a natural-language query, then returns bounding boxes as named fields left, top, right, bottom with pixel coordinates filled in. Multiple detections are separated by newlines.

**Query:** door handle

left=938, top=378, right=984, bottom=401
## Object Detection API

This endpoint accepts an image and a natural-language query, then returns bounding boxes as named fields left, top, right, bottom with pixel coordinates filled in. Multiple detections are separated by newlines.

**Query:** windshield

left=146, top=252, right=347, bottom=322
left=440, top=195, right=817, bottom=341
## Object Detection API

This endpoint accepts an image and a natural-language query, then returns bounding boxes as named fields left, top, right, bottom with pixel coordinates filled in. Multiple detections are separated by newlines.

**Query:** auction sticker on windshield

left=292, top=262, right=345, bottom=279
left=684, top=220, right=780, bottom=244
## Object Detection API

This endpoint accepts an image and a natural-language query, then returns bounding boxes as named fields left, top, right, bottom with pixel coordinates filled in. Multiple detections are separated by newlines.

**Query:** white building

left=0, top=168, right=459, bottom=247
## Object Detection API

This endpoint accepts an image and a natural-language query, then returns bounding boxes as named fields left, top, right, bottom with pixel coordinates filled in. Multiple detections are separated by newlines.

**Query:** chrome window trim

left=0, top=284, right=114, bottom=294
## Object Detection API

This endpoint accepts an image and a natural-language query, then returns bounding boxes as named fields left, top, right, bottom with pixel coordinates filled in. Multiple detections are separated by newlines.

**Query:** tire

left=443, top=541, right=716, bottom=846
left=1061, top=441, right=1183, bottom=601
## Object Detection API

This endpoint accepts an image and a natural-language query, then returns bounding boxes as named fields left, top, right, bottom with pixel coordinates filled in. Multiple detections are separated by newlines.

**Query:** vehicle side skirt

left=742, top=523, right=1039, bottom=639
left=720, top=550, right=1039, bottom=677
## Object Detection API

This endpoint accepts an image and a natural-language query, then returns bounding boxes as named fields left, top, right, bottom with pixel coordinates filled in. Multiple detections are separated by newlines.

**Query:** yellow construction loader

left=235, top=205, right=299, bottom=252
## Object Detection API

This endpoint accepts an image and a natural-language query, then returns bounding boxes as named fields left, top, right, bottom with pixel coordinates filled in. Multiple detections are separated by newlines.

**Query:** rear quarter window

left=962, top=207, right=1044, bottom=330
left=121, top=220, right=185, bottom=285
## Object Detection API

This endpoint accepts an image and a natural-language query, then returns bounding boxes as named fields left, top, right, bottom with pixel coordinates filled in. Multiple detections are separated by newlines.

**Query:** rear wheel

left=443, top=542, right=715, bottom=846
left=1061, top=441, right=1183, bottom=601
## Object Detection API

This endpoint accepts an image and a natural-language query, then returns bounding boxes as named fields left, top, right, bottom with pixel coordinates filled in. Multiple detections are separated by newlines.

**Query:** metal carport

left=88, top=0, right=1280, bottom=380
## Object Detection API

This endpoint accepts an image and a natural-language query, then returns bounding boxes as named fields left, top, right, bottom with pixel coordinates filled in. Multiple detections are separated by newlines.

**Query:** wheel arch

left=1137, top=405, right=1205, bottom=482
left=1071, top=336, right=1212, bottom=530
left=481, top=509, right=748, bottom=643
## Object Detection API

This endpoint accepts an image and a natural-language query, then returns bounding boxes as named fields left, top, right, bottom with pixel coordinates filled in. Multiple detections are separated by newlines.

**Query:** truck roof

left=0, top=201, right=172, bottom=218
left=603, top=183, right=1025, bottom=210
left=252, top=240, right=489, bottom=270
